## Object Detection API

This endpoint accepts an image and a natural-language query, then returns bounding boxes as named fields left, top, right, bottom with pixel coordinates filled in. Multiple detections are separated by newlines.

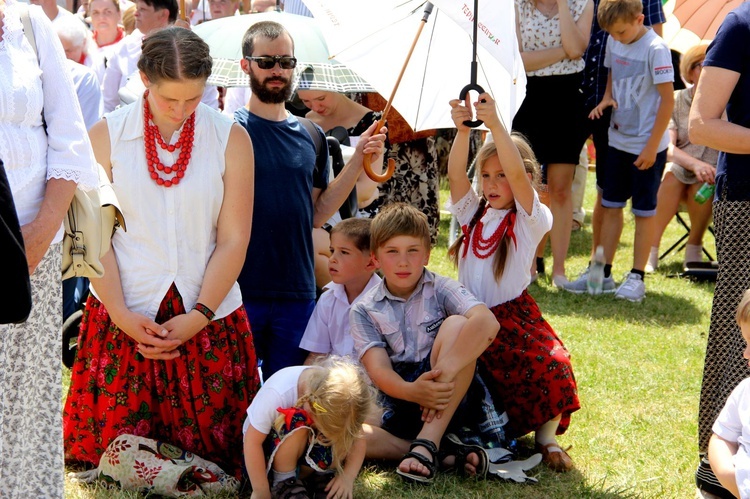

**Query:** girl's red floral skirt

left=480, top=290, right=580, bottom=437
left=63, top=284, right=260, bottom=478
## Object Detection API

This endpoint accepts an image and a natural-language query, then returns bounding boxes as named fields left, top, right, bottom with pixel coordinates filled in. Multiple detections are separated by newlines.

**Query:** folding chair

left=659, top=211, right=716, bottom=262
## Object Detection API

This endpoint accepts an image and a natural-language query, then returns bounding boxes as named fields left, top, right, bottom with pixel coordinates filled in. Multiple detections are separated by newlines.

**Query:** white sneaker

left=552, top=275, right=569, bottom=288
left=561, top=268, right=616, bottom=294
left=615, top=273, right=646, bottom=303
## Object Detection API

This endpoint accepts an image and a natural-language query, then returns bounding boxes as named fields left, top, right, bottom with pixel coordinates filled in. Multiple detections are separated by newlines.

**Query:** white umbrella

left=299, top=0, right=526, bottom=132
left=193, top=11, right=376, bottom=92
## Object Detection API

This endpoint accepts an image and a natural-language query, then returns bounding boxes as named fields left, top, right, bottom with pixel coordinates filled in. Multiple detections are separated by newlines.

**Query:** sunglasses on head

left=245, top=55, right=297, bottom=70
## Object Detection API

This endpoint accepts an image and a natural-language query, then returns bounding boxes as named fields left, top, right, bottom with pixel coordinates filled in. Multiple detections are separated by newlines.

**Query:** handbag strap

left=18, top=5, right=46, bottom=130
left=18, top=4, right=38, bottom=60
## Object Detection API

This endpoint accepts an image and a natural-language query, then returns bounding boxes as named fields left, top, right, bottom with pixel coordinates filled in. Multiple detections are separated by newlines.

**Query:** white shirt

left=67, top=60, right=103, bottom=130
left=446, top=188, right=551, bottom=307
left=299, top=273, right=381, bottom=357
left=101, top=29, right=142, bottom=112
left=243, top=365, right=312, bottom=436
left=221, top=87, right=251, bottom=118
left=0, top=0, right=98, bottom=240
left=50, top=5, right=74, bottom=24
left=93, top=94, right=242, bottom=320
left=713, top=377, right=750, bottom=499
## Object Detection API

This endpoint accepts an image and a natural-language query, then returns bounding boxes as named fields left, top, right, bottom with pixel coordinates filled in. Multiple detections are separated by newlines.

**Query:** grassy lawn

left=64, top=171, right=714, bottom=498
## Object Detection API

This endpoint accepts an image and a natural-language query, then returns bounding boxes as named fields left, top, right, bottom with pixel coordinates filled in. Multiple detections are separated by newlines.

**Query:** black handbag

left=0, top=160, right=32, bottom=324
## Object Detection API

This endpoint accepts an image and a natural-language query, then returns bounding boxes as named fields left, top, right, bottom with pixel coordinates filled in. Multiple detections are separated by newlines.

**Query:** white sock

left=272, top=469, right=296, bottom=486
left=685, top=244, right=703, bottom=264
left=646, top=246, right=659, bottom=272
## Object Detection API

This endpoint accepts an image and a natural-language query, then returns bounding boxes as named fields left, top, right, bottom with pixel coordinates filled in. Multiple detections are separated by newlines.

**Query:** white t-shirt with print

left=604, top=28, right=674, bottom=155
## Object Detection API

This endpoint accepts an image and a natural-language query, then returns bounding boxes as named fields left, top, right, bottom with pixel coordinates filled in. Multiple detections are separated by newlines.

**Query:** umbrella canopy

left=193, top=11, right=376, bottom=92
left=299, top=0, right=526, bottom=132
left=663, top=0, right=744, bottom=53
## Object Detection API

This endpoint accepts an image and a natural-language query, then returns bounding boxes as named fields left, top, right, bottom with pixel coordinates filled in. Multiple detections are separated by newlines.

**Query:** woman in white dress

left=0, top=0, right=98, bottom=496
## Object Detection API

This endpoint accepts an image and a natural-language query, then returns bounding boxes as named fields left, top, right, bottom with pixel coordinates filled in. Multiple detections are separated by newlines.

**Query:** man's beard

left=249, top=70, right=293, bottom=104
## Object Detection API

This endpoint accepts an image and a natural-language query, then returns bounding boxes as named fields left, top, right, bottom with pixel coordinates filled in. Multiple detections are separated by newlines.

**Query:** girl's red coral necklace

left=143, top=90, right=195, bottom=187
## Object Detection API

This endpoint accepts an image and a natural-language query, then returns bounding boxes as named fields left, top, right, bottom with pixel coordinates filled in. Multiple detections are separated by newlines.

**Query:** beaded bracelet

left=193, top=302, right=215, bottom=322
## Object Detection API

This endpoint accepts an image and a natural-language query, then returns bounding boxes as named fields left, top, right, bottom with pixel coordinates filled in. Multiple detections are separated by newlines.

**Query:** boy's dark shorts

left=379, top=356, right=433, bottom=441
left=601, top=146, right=666, bottom=217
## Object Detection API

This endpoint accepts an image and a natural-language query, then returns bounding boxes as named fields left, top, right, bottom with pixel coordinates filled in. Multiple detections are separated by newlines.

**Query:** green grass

left=65, top=171, right=714, bottom=498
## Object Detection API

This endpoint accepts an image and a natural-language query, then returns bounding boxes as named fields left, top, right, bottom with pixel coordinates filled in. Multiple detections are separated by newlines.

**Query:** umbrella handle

left=363, top=118, right=395, bottom=183
left=459, top=83, right=486, bottom=128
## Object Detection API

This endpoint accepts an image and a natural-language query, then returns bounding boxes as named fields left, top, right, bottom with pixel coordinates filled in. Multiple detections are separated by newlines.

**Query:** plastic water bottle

left=694, top=182, right=716, bottom=204
left=587, top=246, right=606, bottom=295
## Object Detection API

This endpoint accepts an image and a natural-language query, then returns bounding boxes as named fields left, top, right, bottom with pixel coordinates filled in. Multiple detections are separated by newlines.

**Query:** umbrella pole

left=363, top=2, right=435, bottom=183
left=180, top=0, right=186, bottom=21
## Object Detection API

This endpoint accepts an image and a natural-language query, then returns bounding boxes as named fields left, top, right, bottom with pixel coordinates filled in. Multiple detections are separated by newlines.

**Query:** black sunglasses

left=245, top=55, right=297, bottom=70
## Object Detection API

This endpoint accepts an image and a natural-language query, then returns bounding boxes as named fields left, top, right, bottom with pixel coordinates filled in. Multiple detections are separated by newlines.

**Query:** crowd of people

left=0, top=0, right=747, bottom=496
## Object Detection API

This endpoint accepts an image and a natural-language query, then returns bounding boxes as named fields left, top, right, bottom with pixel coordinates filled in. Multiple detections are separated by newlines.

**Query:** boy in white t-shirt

left=579, top=0, right=674, bottom=303
left=709, top=289, right=750, bottom=498
left=300, top=218, right=380, bottom=363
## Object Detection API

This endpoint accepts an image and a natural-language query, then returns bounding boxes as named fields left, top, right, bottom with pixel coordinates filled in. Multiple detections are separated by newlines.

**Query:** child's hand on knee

left=411, top=369, right=455, bottom=411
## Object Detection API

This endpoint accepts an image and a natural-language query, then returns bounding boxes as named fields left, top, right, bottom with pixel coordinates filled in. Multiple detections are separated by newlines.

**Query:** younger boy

left=300, top=218, right=381, bottom=363
left=570, top=0, right=674, bottom=302
left=350, top=203, right=500, bottom=482
left=708, top=289, right=750, bottom=498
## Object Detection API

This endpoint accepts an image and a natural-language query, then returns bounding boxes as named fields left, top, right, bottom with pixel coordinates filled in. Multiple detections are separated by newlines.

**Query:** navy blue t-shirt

left=704, top=2, right=750, bottom=201
left=234, top=109, right=328, bottom=300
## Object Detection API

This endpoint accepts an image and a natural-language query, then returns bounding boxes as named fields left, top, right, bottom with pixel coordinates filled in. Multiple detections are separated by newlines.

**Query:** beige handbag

left=18, top=5, right=126, bottom=279
left=62, top=166, right=126, bottom=279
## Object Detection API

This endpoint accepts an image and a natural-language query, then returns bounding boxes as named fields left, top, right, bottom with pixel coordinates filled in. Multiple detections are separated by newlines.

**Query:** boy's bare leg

left=600, top=205, right=624, bottom=265
left=633, top=215, right=656, bottom=272
left=362, top=424, right=410, bottom=460
left=591, top=191, right=624, bottom=262
left=398, top=317, right=475, bottom=478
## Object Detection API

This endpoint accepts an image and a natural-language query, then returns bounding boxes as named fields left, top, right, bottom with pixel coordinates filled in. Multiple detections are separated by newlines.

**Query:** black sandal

left=395, top=438, right=439, bottom=484
left=270, top=477, right=310, bottom=499
left=443, top=433, right=489, bottom=478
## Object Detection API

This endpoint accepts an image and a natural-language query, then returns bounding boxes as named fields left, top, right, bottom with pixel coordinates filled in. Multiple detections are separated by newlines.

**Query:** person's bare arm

left=690, top=66, right=750, bottom=154
left=708, top=434, right=740, bottom=498
left=312, top=123, right=386, bottom=227
left=558, top=0, right=593, bottom=59
left=667, top=129, right=716, bottom=183
left=361, top=347, right=454, bottom=413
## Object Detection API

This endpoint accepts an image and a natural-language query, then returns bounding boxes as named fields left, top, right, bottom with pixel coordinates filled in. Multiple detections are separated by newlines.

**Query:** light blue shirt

left=350, top=269, right=482, bottom=364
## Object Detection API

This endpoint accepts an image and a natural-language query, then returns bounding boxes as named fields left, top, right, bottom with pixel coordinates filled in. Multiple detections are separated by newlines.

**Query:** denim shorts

left=379, top=356, right=433, bottom=440
left=601, top=146, right=666, bottom=217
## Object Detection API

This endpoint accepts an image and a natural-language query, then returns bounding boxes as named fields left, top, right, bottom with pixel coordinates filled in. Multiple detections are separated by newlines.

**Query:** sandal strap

left=408, top=438, right=439, bottom=459
left=402, top=438, right=439, bottom=478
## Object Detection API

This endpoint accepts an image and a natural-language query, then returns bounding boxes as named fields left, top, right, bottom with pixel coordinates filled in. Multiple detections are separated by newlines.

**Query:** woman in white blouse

left=0, top=0, right=99, bottom=496
left=512, top=0, right=594, bottom=286
left=62, top=27, right=260, bottom=479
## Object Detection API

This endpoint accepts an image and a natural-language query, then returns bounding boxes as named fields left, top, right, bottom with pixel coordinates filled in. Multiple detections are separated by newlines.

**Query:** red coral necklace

left=143, top=90, right=195, bottom=187
left=462, top=208, right=517, bottom=259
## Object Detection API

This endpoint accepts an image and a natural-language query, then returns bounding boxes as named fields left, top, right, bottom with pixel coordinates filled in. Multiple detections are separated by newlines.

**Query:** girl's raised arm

left=447, top=99, right=474, bottom=203
left=475, top=94, right=536, bottom=215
